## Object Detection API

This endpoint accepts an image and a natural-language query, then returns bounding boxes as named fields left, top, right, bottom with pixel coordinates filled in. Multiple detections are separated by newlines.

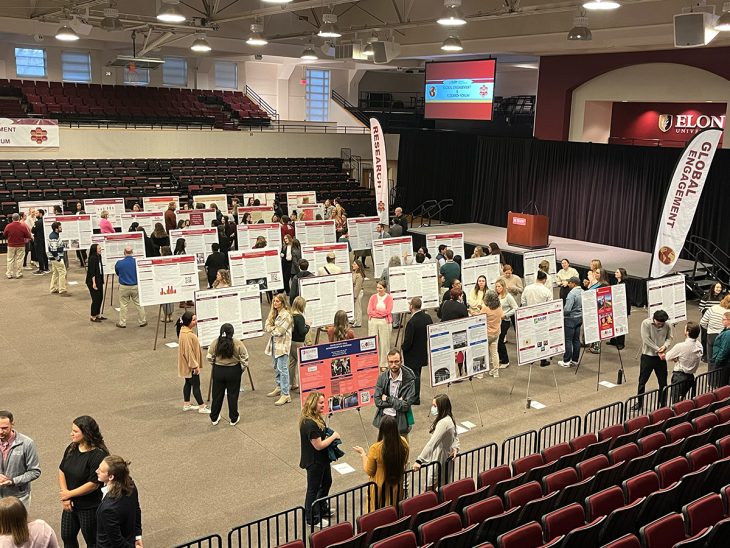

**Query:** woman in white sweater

left=413, top=394, right=459, bottom=490
left=700, top=294, right=730, bottom=373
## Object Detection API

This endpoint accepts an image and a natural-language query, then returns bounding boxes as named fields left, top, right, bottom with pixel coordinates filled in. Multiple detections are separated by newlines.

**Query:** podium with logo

left=507, top=212, right=549, bottom=248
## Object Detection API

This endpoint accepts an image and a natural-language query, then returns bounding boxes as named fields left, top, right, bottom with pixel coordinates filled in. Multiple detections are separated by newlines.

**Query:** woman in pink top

left=98, top=211, right=115, bottom=234
left=367, top=280, right=393, bottom=370
left=0, top=496, right=59, bottom=548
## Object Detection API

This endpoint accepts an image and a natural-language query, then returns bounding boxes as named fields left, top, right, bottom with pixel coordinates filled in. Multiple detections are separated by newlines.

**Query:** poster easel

left=393, top=312, right=411, bottom=348
left=153, top=305, right=169, bottom=351
left=509, top=361, right=562, bottom=409
left=574, top=342, right=627, bottom=390
left=206, top=362, right=256, bottom=402
left=101, top=274, right=117, bottom=313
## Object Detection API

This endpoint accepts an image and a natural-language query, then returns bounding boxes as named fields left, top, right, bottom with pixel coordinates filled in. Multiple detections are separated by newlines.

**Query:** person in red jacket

left=4, top=213, right=32, bottom=279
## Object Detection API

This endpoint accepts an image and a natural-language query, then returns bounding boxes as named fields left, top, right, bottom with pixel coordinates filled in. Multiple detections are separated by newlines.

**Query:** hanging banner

left=370, top=117, right=389, bottom=224
left=581, top=285, right=630, bottom=344
left=0, top=118, right=59, bottom=148
left=647, top=274, right=687, bottom=324
left=650, top=128, right=722, bottom=278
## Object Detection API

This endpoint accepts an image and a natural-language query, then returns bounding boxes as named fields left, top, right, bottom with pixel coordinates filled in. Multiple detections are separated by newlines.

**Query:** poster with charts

left=176, top=209, right=217, bottom=228
left=302, top=242, right=351, bottom=275
left=462, top=255, right=502, bottom=290
left=647, top=274, right=687, bottom=324
left=298, top=336, right=380, bottom=415
left=237, top=223, right=282, bottom=250
left=84, top=198, right=126, bottom=230
left=136, top=254, right=199, bottom=306
left=229, top=247, right=284, bottom=293
left=372, top=236, right=413, bottom=279
left=286, top=191, right=317, bottom=208
left=523, top=248, right=557, bottom=286
left=43, top=214, right=93, bottom=251
left=142, top=196, right=180, bottom=213
left=243, top=192, right=276, bottom=207
left=347, top=216, right=380, bottom=251
left=515, top=299, right=565, bottom=365
left=91, top=232, right=145, bottom=267
left=18, top=200, right=63, bottom=216
left=427, top=315, right=489, bottom=387
left=297, top=203, right=325, bottom=221
left=194, top=285, right=263, bottom=347
left=236, top=206, right=273, bottom=224
left=299, top=272, right=355, bottom=328
left=295, top=220, right=336, bottom=246
left=192, top=194, right=227, bottom=210
left=582, top=284, right=630, bottom=345
left=426, top=232, right=465, bottom=263
left=389, top=263, right=441, bottom=314
left=169, top=227, right=219, bottom=266
left=120, top=211, right=164, bottom=234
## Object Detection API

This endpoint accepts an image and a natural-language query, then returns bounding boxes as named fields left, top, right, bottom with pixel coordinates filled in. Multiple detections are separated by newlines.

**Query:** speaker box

left=674, top=12, right=718, bottom=47
left=372, top=41, right=401, bottom=64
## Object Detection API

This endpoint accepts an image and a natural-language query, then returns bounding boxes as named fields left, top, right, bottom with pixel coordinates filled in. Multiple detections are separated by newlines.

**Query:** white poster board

left=302, top=242, right=351, bottom=275
left=347, top=216, right=380, bottom=251
left=142, top=196, right=180, bottom=213
left=192, top=194, right=227, bottom=210
left=647, top=274, right=687, bottom=324
left=462, top=255, right=502, bottom=290
left=299, top=272, right=355, bottom=328
left=295, top=220, right=336, bottom=246
left=373, top=236, right=413, bottom=279
left=427, top=315, right=489, bottom=386
left=91, top=232, right=145, bottom=267
left=18, top=200, right=63, bottom=216
left=43, top=214, right=93, bottom=250
left=229, top=247, right=284, bottom=293
left=195, top=285, right=264, bottom=346
left=286, top=191, right=317, bottom=207
left=297, top=203, right=325, bottom=221
left=237, top=223, right=282, bottom=250
left=136, top=255, right=199, bottom=306
left=84, top=198, right=126, bottom=230
left=169, top=227, right=219, bottom=266
left=426, top=232, right=466, bottom=262
left=243, top=192, right=276, bottom=206
left=389, top=263, right=441, bottom=314
left=523, top=248, right=557, bottom=286
left=581, top=284, right=630, bottom=345
left=176, top=209, right=217, bottom=228
left=237, top=206, right=274, bottom=224
left=120, top=211, right=164, bottom=234
left=515, top=299, right=565, bottom=366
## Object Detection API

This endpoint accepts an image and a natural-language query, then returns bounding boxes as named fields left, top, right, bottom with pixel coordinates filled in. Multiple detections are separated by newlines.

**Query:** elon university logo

left=659, top=114, right=673, bottom=133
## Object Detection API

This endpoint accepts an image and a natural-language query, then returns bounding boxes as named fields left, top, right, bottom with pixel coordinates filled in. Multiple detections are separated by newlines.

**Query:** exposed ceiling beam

left=390, top=0, right=404, bottom=24
left=213, top=0, right=358, bottom=24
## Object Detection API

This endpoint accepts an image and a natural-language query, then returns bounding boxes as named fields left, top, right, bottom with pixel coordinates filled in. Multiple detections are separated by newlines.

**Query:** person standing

left=0, top=411, right=41, bottom=507
left=3, top=214, right=32, bottom=280
left=633, top=310, right=673, bottom=410
left=439, top=250, right=460, bottom=293
left=352, top=260, right=365, bottom=328
left=665, top=322, right=703, bottom=402
left=207, top=323, right=249, bottom=426
left=32, top=209, right=49, bottom=275
left=58, top=416, right=109, bottom=548
left=392, top=207, right=409, bottom=236
left=327, top=310, right=354, bottom=342
left=114, top=247, right=147, bottom=328
left=299, top=393, right=339, bottom=527
left=388, top=218, right=403, bottom=238
left=0, top=497, right=59, bottom=548
left=176, top=312, right=211, bottom=414
left=164, top=202, right=177, bottom=233
left=494, top=278, right=518, bottom=369
left=559, top=277, right=583, bottom=368
left=502, top=264, right=523, bottom=317
left=289, top=297, right=309, bottom=392
left=317, top=253, right=342, bottom=276
left=440, top=288, right=468, bottom=322
left=700, top=295, right=730, bottom=379
left=94, top=456, right=142, bottom=548
left=204, top=243, right=227, bottom=289
left=47, top=222, right=70, bottom=296
left=556, top=259, right=579, bottom=302
left=280, top=234, right=294, bottom=294
left=607, top=268, right=630, bottom=350
left=23, top=209, right=37, bottom=271
left=522, top=270, right=553, bottom=366
left=372, top=350, right=416, bottom=436
left=699, top=282, right=726, bottom=362
left=467, top=276, right=487, bottom=316
left=150, top=223, right=169, bottom=255
left=211, top=269, right=231, bottom=289
left=86, top=244, right=105, bottom=323
left=412, top=394, right=459, bottom=491
left=401, top=298, right=433, bottom=405
left=265, top=293, right=294, bottom=406
left=712, top=311, right=730, bottom=387
left=289, top=259, right=313, bottom=302
left=481, top=290, right=504, bottom=377
left=368, top=281, right=394, bottom=370
left=98, top=212, right=114, bottom=234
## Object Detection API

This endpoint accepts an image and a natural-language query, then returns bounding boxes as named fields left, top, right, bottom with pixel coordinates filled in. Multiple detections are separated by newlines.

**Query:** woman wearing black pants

left=86, top=244, right=105, bottom=322
left=207, top=323, right=249, bottom=426
left=177, top=312, right=211, bottom=414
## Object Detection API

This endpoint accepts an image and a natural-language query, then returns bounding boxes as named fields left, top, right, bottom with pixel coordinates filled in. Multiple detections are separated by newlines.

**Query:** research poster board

left=176, top=208, right=217, bottom=228
left=295, top=220, right=336, bottom=245
left=136, top=254, right=199, bottom=306
left=237, top=223, right=282, bottom=250
left=43, top=214, right=93, bottom=250
left=647, top=274, right=687, bottom=324
left=298, top=336, right=380, bottom=415
left=142, top=196, right=179, bottom=213
left=229, top=247, right=284, bottom=293
left=523, top=248, right=557, bottom=286
left=236, top=206, right=273, bottom=224
left=243, top=192, right=276, bottom=206
left=286, top=191, right=317, bottom=208
left=347, top=216, right=380, bottom=251
left=582, top=284, right=630, bottom=344
left=84, top=198, right=126, bottom=230
left=18, top=200, right=63, bottom=216
left=299, top=272, right=355, bottom=327
left=194, top=284, right=263, bottom=347
left=426, top=232, right=465, bottom=262
left=515, top=299, right=565, bottom=366
left=427, top=314, right=489, bottom=386
left=91, top=232, right=145, bottom=267
left=120, top=211, right=164, bottom=234
left=192, top=194, right=227, bottom=210
left=169, top=227, right=219, bottom=266
left=297, top=203, right=325, bottom=221
left=373, top=236, right=413, bottom=278
left=302, top=242, right=351, bottom=274
left=462, top=255, right=502, bottom=290
left=389, top=263, right=441, bottom=314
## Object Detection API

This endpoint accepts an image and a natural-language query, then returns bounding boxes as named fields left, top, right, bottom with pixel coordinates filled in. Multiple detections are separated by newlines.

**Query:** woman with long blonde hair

left=265, top=293, right=294, bottom=406
left=212, top=269, right=231, bottom=289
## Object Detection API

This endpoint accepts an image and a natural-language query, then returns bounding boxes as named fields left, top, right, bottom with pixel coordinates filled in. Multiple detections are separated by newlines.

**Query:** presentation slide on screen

left=299, top=272, right=355, bottom=328
left=84, top=198, right=125, bottom=230
left=426, top=232, right=465, bottom=263
left=424, top=59, right=496, bottom=121
left=647, top=274, right=687, bottom=324
left=237, top=223, right=282, bottom=250
left=302, top=242, right=351, bottom=274
left=242, top=192, right=276, bottom=206
left=192, top=194, right=227, bottom=210
left=515, top=299, right=565, bottom=366
left=169, top=227, right=219, bottom=266
left=462, top=255, right=502, bottom=290
left=91, top=232, right=145, bottom=267
left=195, top=284, right=263, bottom=347
left=298, top=336, right=380, bottom=415
left=176, top=209, right=217, bottom=228
left=236, top=206, right=274, bottom=224
left=43, top=214, right=93, bottom=251
left=120, top=211, right=164, bottom=235
left=523, top=248, right=557, bottom=286
left=136, top=254, right=200, bottom=306
left=428, top=315, right=489, bottom=386
left=347, top=216, right=380, bottom=251
left=373, top=236, right=413, bottom=278
left=18, top=200, right=63, bottom=216
left=389, top=263, right=441, bottom=314
left=582, top=284, right=630, bottom=345
left=229, top=247, right=284, bottom=293
left=142, top=196, right=179, bottom=212
left=295, top=220, right=336, bottom=246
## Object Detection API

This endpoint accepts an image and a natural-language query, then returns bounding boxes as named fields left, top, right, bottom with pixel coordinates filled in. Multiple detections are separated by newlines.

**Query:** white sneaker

left=317, top=518, right=330, bottom=527
left=488, top=369, right=499, bottom=377
left=183, top=404, right=199, bottom=411
left=572, top=361, right=580, bottom=367
left=499, top=363, right=510, bottom=369
left=198, top=406, right=212, bottom=414
left=230, top=417, right=240, bottom=426
left=211, top=417, right=221, bottom=426
left=558, top=360, right=572, bottom=368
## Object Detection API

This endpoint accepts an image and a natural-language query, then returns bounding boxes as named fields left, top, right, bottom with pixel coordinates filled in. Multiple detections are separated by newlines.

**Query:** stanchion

left=101, top=273, right=116, bottom=314
left=468, top=377, right=485, bottom=427
left=356, top=408, right=370, bottom=447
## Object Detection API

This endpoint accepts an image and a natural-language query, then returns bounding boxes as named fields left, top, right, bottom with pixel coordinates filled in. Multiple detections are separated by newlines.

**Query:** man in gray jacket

left=0, top=410, right=41, bottom=507
left=373, top=349, right=416, bottom=436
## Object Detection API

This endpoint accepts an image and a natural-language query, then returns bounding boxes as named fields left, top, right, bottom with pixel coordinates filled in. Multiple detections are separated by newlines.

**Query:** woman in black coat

left=86, top=244, right=106, bottom=322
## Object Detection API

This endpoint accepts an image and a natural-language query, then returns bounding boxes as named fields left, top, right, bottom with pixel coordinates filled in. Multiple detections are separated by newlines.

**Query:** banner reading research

left=370, top=118, right=389, bottom=224
left=0, top=118, right=59, bottom=148
left=650, top=128, right=722, bottom=278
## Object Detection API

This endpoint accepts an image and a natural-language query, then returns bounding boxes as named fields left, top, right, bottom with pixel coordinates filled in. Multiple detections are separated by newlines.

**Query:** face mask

left=430, top=406, right=438, bottom=416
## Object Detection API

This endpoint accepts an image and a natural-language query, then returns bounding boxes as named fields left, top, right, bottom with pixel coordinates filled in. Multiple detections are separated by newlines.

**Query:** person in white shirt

left=664, top=321, right=703, bottom=403
left=521, top=270, right=554, bottom=366
left=317, top=253, right=342, bottom=276
left=556, top=258, right=579, bottom=302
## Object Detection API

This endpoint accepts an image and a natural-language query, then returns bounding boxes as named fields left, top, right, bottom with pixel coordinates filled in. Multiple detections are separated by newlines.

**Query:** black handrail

left=244, top=85, right=279, bottom=121
left=683, top=235, right=730, bottom=296
left=332, top=89, right=371, bottom=127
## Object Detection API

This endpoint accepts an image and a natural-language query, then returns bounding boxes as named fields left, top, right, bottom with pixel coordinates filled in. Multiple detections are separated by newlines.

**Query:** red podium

left=506, top=212, right=549, bottom=248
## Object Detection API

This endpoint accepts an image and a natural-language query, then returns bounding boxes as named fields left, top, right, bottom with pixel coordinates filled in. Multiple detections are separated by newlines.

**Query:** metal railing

left=244, top=85, right=279, bottom=121
left=445, top=443, right=499, bottom=483
left=624, top=388, right=664, bottom=420
left=537, top=416, right=582, bottom=451
left=501, top=430, right=538, bottom=465
left=311, top=482, right=375, bottom=533
left=404, top=461, right=443, bottom=496
left=227, top=507, right=305, bottom=548
left=694, top=369, right=725, bottom=394
left=584, top=402, right=624, bottom=434
left=173, top=534, right=223, bottom=548
left=665, top=378, right=694, bottom=406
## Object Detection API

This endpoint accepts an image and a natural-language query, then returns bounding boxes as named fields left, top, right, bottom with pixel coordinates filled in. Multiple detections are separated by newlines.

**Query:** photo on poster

left=330, top=357, right=352, bottom=378
left=452, top=330, right=467, bottom=349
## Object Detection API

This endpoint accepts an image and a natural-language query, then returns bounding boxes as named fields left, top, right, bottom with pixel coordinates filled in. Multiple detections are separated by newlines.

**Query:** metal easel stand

left=468, top=377, right=485, bottom=427
left=356, top=408, right=370, bottom=447
left=574, top=341, right=628, bottom=391
left=393, top=311, right=411, bottom=348
left=101, top=273, right=116, bottom=314
left=206, top=362, right=256, bottom=403
left=153, top=305, right=168, bottom=351
left=509, top=358, right=562, bottom=410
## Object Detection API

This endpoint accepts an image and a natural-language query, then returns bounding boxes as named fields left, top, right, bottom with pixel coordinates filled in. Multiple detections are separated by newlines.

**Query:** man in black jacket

left=289, top=258, right=314, bottom=301
left=400, top=298, right=433, bottom=405
left=392, top=207, right=409, bottom=236
left=32, top=209, right=49, bottom=274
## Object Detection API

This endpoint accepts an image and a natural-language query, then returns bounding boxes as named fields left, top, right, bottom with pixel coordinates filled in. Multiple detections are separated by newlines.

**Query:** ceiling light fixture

left=101, top=4, right=122, bottom=31
left=582, top=0, right=620, bottom=10
left=191, top=35, right=212, bottom=52
left=318, top=13, right=341, bottom=38
left=262, top=0, right=293, bottom=3
left=363, top=32, right=377, bottom=56
left=300, top=45, right=318, bottom=60
left=157, top=0, right=186, bottom=23
left=715, top=2, right=730, bottom=30
left=440, top=34, right=463, bottom=51
left=246, top=22, right=267, bottom=46
left=437, top=0, right=467, bottom=26
left=55, top=23, right=80, bottom=41
left=567, top=15, right=592, bottom=40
